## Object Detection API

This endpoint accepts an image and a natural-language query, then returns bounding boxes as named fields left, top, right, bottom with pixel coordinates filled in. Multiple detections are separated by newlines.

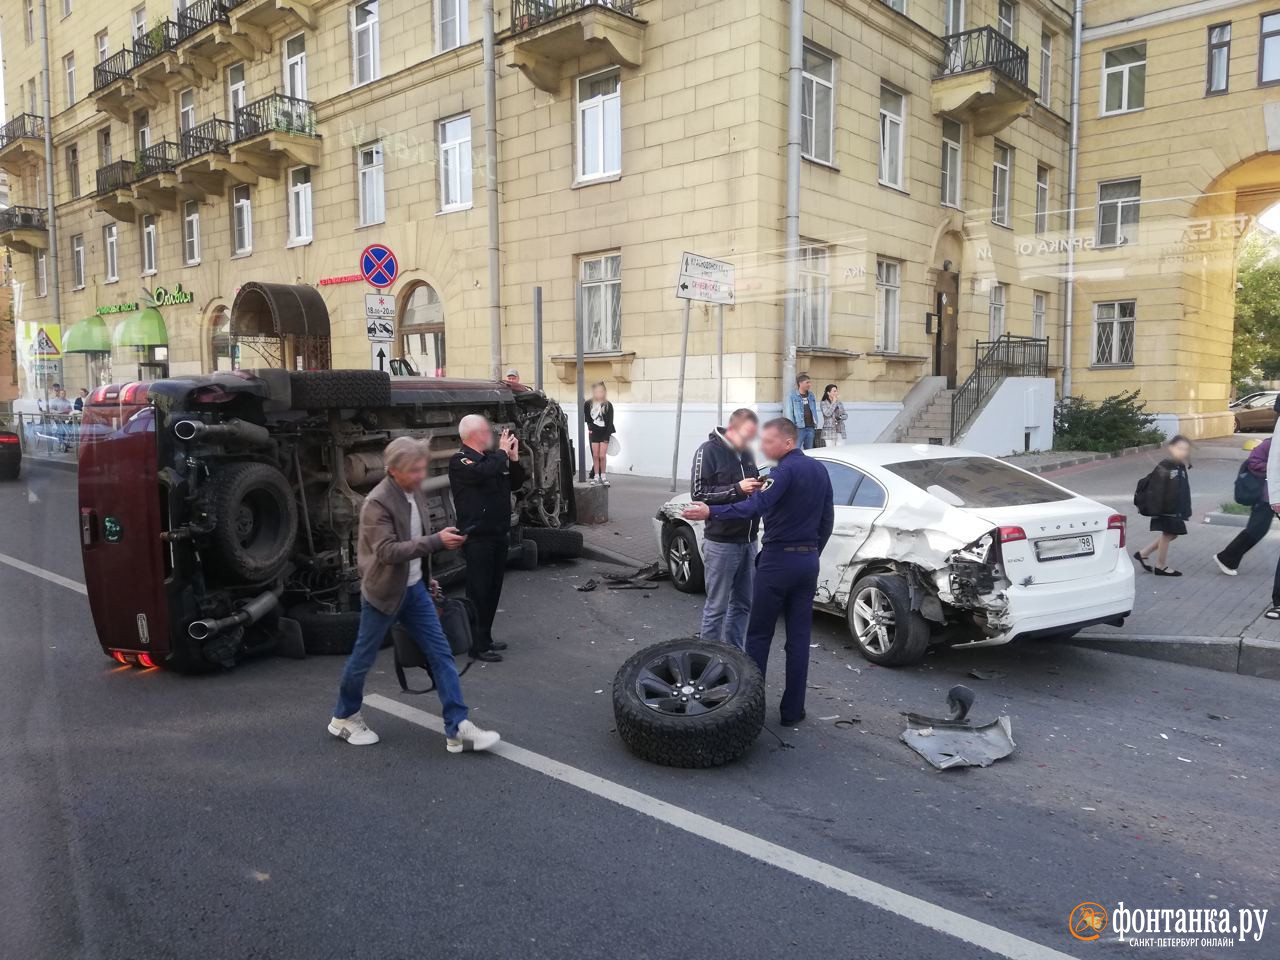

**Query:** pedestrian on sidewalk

left=784, top=373, right=822, bottom=450
left=584, top=381, right=616, bottom=485
left=1214, top=429, right=1275, bottom=576
left=690, top=408, right=762, bottom=649
left=683, top=418, right=834, bottom=726
left=328, top=437, right=500, bottom=753
left=1259, top=422, right=1280, bottom=619
left=1134, top=435, right=1193, bottom=577
left=820, top=384, right=847, bottom=447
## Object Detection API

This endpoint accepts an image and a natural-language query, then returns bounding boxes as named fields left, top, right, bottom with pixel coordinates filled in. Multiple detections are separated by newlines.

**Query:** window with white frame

left=62, top=0, right=71, bottom=18
left=96, top=30, right=109, bottom=64
left=944, top=0, right=964, bottom=34
left=1261, top=13, right=1280, bottom=85
left=883, top=0, right=905, bottom=11
left=875, top=257, right=902, bottom=353
left=66, top=144, right=81, bottom=199
left=24, top=0, right=34, bottom=44
left=352, top=0, right=380, bottom=85
left=183, top=200, right=201, bottom=264
left=141, top=215, right=156, bottom=275
left=580, top=253, right=622, bottom=353
left=1102, top=43, right=1146, bottom=113
left=227, top=62, right=246, bottom=130
left=1032, top=290, right=1048, bottom=339
left=878, top=84, right=905, bottom=188
left=439, top=116, right=472, bottom=210
left=131, top=5, right=146, bottom=39
left=1206, top=23, right=1231, bottom=94
left=103, top=223, right=118, bottom=281
left=988, top=283, right=1006, bottom=338
left=232, top=184, right=252, bottom=254
left=1093, top=300, right=1135, bottom=365
left=27, top=79, right=37, bottom=115
left=63, top=53, right=76, bottom=106
left=98, top=126, right=111, bottom=165
left=438, top=0, right=467, bottom=52
left=801, top=45, right=834, bottom=164
left=1035, top=164, right=1049, bottom=234
left=1097, top=177, right=1140, bottom=246
left=940, top=117, right=961, bottom=208
left=997, top=0, right=1016, bottom=40
left=178, top=88, right=196, bottom=132
left=577, top=69, right=621, bottom=182
left=798, top=244, right=830, bottom=347
left=71, top=234, right=85, bottom=288
left=288, top=166, right=313, bottom=244
left=358, top=142, right=385, bottom=225
left=1039, top=31, right=1052, bottom=103
left=991, top=142, right=1012, bottom=226
left=35, top=250, right=47, bottom=296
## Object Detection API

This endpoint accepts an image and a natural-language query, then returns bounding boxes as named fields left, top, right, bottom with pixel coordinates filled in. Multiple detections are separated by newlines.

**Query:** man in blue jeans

left=784, top=373, right=822, bottom=450
left=328, top=437, right=501, bottom=753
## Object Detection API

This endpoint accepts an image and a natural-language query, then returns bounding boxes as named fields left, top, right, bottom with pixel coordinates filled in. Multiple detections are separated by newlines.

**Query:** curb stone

left=1068, top=631, right=1280, bottom=681
left=1011, top=442, right=1164, bottom=475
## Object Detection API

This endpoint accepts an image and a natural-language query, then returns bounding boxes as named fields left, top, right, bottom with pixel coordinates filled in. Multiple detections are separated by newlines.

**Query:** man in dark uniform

left=684, top=418, right=833, bottom=725
left=448, top=414, right=526, bottom=662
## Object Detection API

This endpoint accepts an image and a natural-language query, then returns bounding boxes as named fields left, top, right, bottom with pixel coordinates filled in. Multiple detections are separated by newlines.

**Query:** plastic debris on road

left=900, top=684, right=1016, bottom=771
left=576, top=579, right=599, bottom=592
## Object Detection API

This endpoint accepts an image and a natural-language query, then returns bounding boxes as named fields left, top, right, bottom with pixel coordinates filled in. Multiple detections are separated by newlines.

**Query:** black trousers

left=1216, top=501, right=1280, bottom=605
left=462, top=537, right=507, bottom=654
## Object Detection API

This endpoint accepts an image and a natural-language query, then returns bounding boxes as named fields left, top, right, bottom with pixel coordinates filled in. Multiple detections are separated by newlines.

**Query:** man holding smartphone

left=449, top=414, right=527, bottom=662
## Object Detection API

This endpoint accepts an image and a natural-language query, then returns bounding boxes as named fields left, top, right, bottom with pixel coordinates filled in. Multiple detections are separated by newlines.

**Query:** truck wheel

left=524, top=526, right=583, bottom=561
left=202, top=462, right=297, bottom=583
left=613, top=638, right=765, bottom=768
left=287, top=601, right=392, bottom=655
left=665, top=526, right=704, bottom=593
left=516, top=538, right=539, bottom=570
left=847, top=573, right=931, bottom=666
left=289, top=370, right=391, bottom=409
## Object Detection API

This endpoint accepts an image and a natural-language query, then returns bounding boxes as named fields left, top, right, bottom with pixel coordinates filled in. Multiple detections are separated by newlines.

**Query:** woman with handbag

left=584, top=381, right=616, bottom=486
left=328, top=436, right=501, bottom=753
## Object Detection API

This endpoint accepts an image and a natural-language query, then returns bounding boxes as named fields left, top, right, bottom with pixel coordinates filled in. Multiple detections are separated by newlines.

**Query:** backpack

left=1133, top=474, right=1153, bottom=516
left=1235, top=463, right=1266, bottom=507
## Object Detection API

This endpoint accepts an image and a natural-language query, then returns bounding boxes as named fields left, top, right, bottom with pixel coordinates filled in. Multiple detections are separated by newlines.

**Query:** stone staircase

left=900, top=388, right=956, bottom=445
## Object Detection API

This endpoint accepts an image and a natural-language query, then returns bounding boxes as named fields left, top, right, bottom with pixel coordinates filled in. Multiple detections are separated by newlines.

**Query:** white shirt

left=405, top=489, right=424, bottom=587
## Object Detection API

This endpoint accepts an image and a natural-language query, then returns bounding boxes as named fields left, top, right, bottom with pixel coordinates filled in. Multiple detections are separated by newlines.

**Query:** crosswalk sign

left=32, top=325, right=62, bottom=358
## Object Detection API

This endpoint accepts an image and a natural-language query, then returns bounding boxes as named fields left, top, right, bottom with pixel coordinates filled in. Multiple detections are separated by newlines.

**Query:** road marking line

left=364, top=694, right=1080, bottom=960
left=0, top=551, right=87, bottom=595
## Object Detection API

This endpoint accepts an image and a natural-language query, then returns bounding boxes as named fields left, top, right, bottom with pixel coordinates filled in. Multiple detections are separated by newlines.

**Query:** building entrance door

left=933, top=270, right=960, bottom=387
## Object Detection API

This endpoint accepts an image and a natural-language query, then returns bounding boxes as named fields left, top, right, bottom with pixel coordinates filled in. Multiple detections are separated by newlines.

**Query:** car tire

left=516, top=538, right=539, bottom=570
left=288, top=600, right=391, bottom=655
left=665, top=525, right=705, bottom=594
left=289, top=370, right=391, bottom=410
left=613, top=638, right=765, bottom=768
left=201, top=462, right=298, bottom=583
left=523, top=526, right=583, bottom=561
left=847, top=573, right=931, bottom=666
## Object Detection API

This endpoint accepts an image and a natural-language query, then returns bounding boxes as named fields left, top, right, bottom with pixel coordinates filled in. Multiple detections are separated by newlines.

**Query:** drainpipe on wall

left=781, top=0, right=804, bottom=403
left=1062, top=0, right=1083, bottom=396
left=38, top=0, right=62, bottom=347
left=483, top=0, right=502, bottom=381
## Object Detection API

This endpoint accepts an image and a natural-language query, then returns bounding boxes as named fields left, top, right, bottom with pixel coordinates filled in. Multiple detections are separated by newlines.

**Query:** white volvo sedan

left=653, top=444, right=1134, bottom=666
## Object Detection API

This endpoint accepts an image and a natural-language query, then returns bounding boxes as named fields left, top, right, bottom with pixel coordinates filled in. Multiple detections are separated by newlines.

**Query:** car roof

left=807, top=443, right=996, bottom=469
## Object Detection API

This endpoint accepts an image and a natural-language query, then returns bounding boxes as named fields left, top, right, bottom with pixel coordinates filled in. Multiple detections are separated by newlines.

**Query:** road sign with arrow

left=675, top=251, right=735, bottom=304
left=371, top=342, right=390, bottom=372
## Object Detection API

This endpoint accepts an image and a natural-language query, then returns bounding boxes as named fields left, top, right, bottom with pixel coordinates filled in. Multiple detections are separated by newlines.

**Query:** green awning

left=111, top=307, right=168, bottom=348
left=64, top=316, right=112, bottom=353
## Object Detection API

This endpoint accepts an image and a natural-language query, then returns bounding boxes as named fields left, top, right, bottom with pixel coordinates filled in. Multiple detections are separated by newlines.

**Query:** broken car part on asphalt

left=900, top=684, right=1016, bottom=770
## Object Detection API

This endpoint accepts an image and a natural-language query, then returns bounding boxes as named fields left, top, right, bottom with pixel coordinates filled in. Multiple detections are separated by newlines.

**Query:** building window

left=878, top=84, right=905, bottom=189
left=62, top=0, right=72, bottom=16
left=288, top=166, right=313, bottom=244
left=798, top=244, right=829, bottom=347
left=66, top=145, right=81, bottom=199
left=1260, top=13, right=1280, bottom=85
left=24, top=0, right=34, bottom=44
left=944, top=0, right=963, bottom=34
left=71, top=234, right=85, bottom=289
left=438, top=0, right=467, bottom=52
left=801, top=45, right=834, bottom=164
left=97, top=126, right=111, bottom=165
left=577, top=69, right=621, bottom=182
left=439, top=116, right=472, bottom=210
left=141, top=215, right=156, bottom=275
left=96, top=30, right=109, bottom=64
left=64, top=53, right=76, bottom=106
left=1034, top=164, right=1049, bottom=234
left=875, top=257, right=902, bottom=353
left=1205, top=23, right=1230, bottom=94
left=135, top=109, right=151, bottom=153
left=131, top=5, right=146, bottom=39
left=284, top=33, right=307, bottom=99
left=1032, top=291, right=1048, bottom=339
left=35, top=250, right=47, bottom=297
left=183, top=200, right=201, bottom=265
left=997, top=0, right=1016, bottom=40
left=1102, top=43, right=1146, bottom=113
left=358, top=142, right=385, bottom=225
left=352, top=0, right=380, bottom=86
left=940, top=117, right=961, bottom=208
left=232, top=184, right=253, bottom=254
left=27, top=79, right=37, bottom=115
left=1039, top=31, right=1052, bottom=103
left=991, top=142, right=1012, bottom=226
left=103, top=223, right=118, bottom=282
left=178, top=88, right=196, bottom=132
left=580, top=253, right=622, bottom=353
left=227, top=62, right=246, bottom=129
left=1093, top=300, right=1135, bottom=365
left=1097, top=178, right=1140, bottom=247
left=988, top=283, right=1006, bottom=338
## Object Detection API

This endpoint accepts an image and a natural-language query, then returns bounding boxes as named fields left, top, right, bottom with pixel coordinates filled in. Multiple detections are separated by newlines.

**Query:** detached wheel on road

left=201, top=462, right=298, bottom=583
left=847, top=573, right=931, bottom=666
left=613, top=638, right=764, bottom=768
left=665, top=526, right=704, bottom=594
left=289, top=370, right=391, bottom=410
left=524, top=526, right=583, bottom=561
left=515, top=538, right=539, bottom=570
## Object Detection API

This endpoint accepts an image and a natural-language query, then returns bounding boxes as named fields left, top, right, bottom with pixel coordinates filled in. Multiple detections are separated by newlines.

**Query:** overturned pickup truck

left=78, top=369, right=576, bottom=672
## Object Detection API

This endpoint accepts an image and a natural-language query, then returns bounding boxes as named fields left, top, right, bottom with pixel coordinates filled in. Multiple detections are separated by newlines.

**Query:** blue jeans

left=797, top=427, right=816, bottom=450
left=334, top=581, right=469, bottom=737
left=744, top=547, right=819, bottom=722
left=700, top=539, right=755, bottom=649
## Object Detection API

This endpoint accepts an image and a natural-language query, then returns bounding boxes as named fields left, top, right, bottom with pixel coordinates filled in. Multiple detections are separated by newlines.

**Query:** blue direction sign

left=360, top=243, right=399, bottom=288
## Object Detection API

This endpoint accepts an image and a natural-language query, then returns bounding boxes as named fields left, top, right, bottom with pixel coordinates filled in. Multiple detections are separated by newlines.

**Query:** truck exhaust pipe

left=173, top=418, right=272, bottom=447
left=188, top=588, right=281, bottom=641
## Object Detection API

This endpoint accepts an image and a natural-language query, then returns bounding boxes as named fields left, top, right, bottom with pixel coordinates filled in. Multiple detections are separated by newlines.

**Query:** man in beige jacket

left=328, top=436, right=501, bottom=752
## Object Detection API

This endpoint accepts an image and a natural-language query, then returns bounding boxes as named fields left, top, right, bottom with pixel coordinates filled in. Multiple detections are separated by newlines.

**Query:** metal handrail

left=938, top=26, right=1029, bottom=87
left=511, top=0, right=635, bottom=34
left=93, top=48, right=134, bottom=90
left=138, top=140, right=182, bottom=177
left=177, top=0, right=230, bottom=38
left=234, top=93, right=317, bottom=140
left=96, top=158, right=138, bottom=194
left=133, top=19, right=181, bottom=64
left=0, top=206, right=48, bottom=231
left=0, top=113, right=45, bottom=147
left=180, top=117, right=236, bottom=160
left=950, top=334, right=1049, bottom=441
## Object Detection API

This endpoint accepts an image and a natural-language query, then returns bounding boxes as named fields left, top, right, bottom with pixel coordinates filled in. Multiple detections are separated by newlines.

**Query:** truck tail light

left=137, top=653, right=156, bottom=669
left=112, top=651, right=129, bottom=665
left=1108, top=514, right=1126, bottom=548
left=998, top=526, right=1026, bottom=544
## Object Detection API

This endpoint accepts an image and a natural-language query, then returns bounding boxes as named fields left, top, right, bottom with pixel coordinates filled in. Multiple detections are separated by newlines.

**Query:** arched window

left=210, top=306, right=234, bottom=371
left=397, top=282, right=445, bottom=377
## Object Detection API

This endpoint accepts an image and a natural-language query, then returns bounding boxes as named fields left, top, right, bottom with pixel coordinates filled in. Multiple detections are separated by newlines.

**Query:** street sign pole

left=575, top=283, right=586, bottom=484
left=533, top=286, right=543, bottom=392
left=717, top=303, right=724, bottom=427
left=671, top=298, right=691, bottom=493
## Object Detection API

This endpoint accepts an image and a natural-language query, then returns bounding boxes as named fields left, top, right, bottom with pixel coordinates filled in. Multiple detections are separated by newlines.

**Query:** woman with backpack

left=1214, top=436, right=1273, bottom=576
left=1134, top=435, right=1193, bottom=577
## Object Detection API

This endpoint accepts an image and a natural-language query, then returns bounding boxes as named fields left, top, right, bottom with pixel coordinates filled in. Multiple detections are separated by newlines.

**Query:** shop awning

left=230, top=282, right=331, bottom=339
left=63, top=316, right=112, bottom=353
left=111, top=307, right=169, bottom=348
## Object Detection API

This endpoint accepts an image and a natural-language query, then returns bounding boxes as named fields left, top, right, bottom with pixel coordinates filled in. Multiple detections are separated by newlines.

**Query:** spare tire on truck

left=523, top=526, right=584, bottom=561
left=287, top=600, right=392, bottom=655
left=289, top=370, right=392, bottom=410
left=613, top=639, right=765, bottom=768
left=201, top=462, right=298, bottom=583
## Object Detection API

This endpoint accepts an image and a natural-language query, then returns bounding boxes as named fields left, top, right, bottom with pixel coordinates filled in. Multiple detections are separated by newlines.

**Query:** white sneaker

left=601, top=475, right=611, bottom=486
left=1213, top=554, right=1237, bottom=576
left=446, top=719, right=501, bottom=754
left=328, top=712, right=380, bottom=746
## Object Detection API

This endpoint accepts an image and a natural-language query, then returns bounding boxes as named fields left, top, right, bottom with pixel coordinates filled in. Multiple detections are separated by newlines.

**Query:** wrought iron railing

left=0, top=206, right=48, bottom=232
left=234, top=93, right=317, bottom=139
left=180, top=117, right=236, bottom=160
left=511, top=0, right=635, bottom=34
left=138, top=140, right=181, bottom=177
left=177, top=0, right=231, bottom=38
left=93, top=48, right=134, bottom=90
left=950, top=334, right=1049, bottom=441
left=938, top=26, right=1029, bottom=87
left=96, top=158, right=138, bottom=194
left=0, top=113, right=44, bottom=147
left=133, top=19, right=181, bottom=65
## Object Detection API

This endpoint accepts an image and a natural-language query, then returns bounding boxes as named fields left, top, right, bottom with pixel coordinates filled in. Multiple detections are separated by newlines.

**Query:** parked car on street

left=1231, top=391, right=1278, bottom=432
left=0, top=426, right=21, bottom=480
left=654, top=444, right=1134, bottom=665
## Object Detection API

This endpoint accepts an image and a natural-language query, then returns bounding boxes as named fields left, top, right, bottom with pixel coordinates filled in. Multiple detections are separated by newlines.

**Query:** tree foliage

left=1232, top=229, right=1280, bottom=393
left=1054, top=390, right=1165, bottom=452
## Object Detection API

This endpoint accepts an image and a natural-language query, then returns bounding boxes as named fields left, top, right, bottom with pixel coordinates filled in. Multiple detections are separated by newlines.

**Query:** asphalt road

left=2, top=461, right=1277, bottom=960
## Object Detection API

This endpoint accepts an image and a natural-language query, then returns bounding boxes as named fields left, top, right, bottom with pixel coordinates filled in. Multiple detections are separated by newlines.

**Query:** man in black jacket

left=690, top=409, right=761, bottom=648
left=449, top=414, right=527, bottom=661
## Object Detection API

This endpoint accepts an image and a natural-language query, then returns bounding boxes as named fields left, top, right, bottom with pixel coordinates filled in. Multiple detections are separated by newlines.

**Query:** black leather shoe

left=489, top=641, right=508, bottom=651
left=472, top=650, right=503, bottom=663
left=779, top=712, right=806, bottom=727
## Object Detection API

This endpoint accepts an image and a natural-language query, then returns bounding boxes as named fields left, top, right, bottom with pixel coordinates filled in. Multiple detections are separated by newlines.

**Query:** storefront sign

left=149, top=284, right=194, bottom=307
left=97, top=302, right=139, bottom=315
left=319, top=274, right=363, bottom=286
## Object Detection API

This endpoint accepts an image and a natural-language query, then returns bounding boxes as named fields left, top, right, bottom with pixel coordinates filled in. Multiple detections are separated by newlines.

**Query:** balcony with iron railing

left=229, top=0, right=318, bottom=32
left=0, top=113, right=46, bottom=174
left=507, top=0, right=645, bottom=92
left=180, top=117, right=236, bottom=161
left=931, top=25, right=1035, bottom=136
left=0, top=205, right=49, bottom=253
left=950, top=334, right=1050, bottom=441
left=95, top=159, right=141, bottom=220
left=178, top=117, right=252, bottom=194
left=178, top=0, right=231, bottom=39
left=92, top=48, right=135, bottom=91
left=229, top=93, right=321, bottom=172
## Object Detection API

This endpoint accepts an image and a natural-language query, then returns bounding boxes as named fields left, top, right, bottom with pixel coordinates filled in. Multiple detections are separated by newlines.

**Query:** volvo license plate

left=1034, top=533, right=1095, bottom=561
